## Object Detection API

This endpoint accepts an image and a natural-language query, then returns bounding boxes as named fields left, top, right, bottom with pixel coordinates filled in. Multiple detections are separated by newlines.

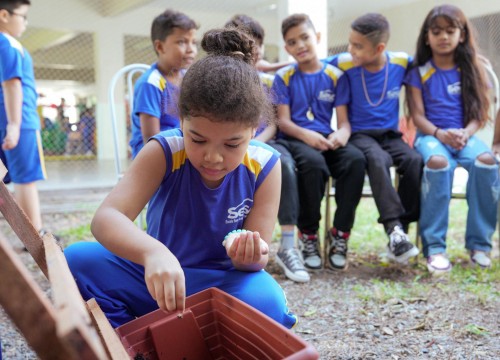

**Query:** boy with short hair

left=273, top=13, right=366, bottom=271
left=325, top=13, right=422, bottom=263
left=129, top=9, right=198, bottom=158
left=0, top=0, right=48, bottom=237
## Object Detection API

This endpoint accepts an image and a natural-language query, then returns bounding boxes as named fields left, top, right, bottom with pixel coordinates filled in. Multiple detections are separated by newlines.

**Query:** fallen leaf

left=405, top=297, right=427, bottom=303
left=386, top=298, right=400, bottom=306
left=406, top=322, right=426, bottom=331
left=382, top=327, right=394, bottom=336
left=303, top=308, right=317, bottom=317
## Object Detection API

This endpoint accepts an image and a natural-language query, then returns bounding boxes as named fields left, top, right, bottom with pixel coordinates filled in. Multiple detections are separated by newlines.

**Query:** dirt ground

left=1, top=189, right=499, bottom=359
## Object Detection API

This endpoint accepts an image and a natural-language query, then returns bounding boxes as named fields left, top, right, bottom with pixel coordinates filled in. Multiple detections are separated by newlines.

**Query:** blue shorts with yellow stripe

left=0, top=129, right=46, bottom=184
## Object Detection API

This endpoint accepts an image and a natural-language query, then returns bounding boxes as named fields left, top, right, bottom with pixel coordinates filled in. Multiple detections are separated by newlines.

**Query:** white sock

left=280, top=230, right=296, bottom=250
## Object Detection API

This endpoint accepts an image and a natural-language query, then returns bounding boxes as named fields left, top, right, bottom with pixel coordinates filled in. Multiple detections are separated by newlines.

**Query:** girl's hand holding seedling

left=223, top=230, right=269, bottom=270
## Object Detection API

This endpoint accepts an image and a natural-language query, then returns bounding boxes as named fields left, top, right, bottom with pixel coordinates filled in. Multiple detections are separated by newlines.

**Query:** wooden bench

left=323, top=166, right=498, bottom=265
left=0, top=161, right=129, bottom=359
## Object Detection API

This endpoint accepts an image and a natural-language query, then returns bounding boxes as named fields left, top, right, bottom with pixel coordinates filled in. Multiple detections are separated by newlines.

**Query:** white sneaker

left=276, top=248, right=310, bottom=283
left=427, top=253, right=452, bottom=275
left=470, top=251, right=491, bottom=269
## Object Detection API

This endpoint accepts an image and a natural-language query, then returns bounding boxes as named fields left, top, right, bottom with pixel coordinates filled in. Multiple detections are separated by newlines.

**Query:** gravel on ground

left=1, top=189, right=499, bottom=359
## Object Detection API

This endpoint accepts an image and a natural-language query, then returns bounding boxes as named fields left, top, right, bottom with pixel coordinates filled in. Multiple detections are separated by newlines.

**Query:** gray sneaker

left=327, top=228, right=349, bottom=271
left=298, top=232, right=322, bottom=269
left=276, top=248, right=310, bottom=283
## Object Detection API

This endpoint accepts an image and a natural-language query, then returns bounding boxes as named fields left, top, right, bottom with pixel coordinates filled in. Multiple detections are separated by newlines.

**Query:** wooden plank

left=43, top=234, right=108, bottom=359
left=0, top=161, right=48, bottom=277
left=0, top=230, right=76, bottom=359
left=87, top=298, right=130, bottom=360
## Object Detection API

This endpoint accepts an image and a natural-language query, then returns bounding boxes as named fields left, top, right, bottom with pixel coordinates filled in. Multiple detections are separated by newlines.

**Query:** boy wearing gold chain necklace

left=326, top=13, right=422, bottom=264
left=272, top=14, right=366, bottom=271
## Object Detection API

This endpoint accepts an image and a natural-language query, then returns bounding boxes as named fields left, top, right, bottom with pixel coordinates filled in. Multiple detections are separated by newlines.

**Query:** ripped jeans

left=415, top=134, right=499, bottom=257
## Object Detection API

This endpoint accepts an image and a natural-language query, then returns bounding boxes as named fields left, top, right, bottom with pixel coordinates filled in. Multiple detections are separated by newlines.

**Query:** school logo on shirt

left=317, top=89, right=335, bottom=103
left=447, top=82, right=461, bottom=96
left=226, top=198, right=253, bottom=224
left=386, top=87, right=401, bottom=99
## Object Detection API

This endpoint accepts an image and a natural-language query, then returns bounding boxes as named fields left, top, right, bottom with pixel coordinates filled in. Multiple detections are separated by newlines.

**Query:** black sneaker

left=276, top=248, right=310, bottom=283
left=327, top=228, right=349, bottom=271
left=298, top=232, right=322, bottom=269
left=386, top=225, right=419, bottom=263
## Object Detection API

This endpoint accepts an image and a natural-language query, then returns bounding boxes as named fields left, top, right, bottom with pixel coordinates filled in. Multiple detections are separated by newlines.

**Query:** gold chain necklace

left=361, top=58, right=389, bottom=107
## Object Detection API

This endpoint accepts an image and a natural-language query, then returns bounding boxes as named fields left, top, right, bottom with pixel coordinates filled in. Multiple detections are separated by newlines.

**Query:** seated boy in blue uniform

left=129, top=9, right=198, bottom=158
left=326, top=13, right=422, bottom=265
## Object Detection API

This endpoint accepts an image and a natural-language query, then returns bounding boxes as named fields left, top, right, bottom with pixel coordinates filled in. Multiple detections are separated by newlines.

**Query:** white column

left=277, top=0, right=328, bottom=61
left=93, top=27, right=125, bottom=161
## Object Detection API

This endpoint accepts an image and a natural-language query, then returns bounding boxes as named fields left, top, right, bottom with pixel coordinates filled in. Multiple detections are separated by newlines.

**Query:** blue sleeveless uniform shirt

left=147, top=128, right=280, bottom=270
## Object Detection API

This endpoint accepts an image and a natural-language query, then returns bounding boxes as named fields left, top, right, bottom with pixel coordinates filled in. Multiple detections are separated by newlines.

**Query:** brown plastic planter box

left=116, top=287, right=318, bottom=360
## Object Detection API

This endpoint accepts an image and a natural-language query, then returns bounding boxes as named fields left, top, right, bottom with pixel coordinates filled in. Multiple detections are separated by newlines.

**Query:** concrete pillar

left=277, top=0, right=328, bottom=61
left=93, top=27, right=125, bottom=161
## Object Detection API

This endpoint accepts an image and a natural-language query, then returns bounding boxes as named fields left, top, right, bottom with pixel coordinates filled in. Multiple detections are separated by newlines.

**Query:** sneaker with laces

left=386, top=225, right=419, bottom=263
left=298, top=232, right=322, bottom=269
left=427, top=253, right=452, bottom=274
left=276, top=248, right=310, bottom=283
left=327, top=228, right=349, bottom=271
left=470, top=251, right=491, bottom=269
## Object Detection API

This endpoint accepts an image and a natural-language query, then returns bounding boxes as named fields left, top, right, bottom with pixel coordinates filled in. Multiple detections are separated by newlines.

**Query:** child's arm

left=407, top=86, right=463, bottom=149
left=277, top=104, right=332, bottom=150
left=256, top=59, right=293, bottom=73
left=327, top=105, right=351, bottom=150
left=140, top=113, right=161, bottom=145
left=254, top=123, right=277, bottom=143
left=223, top=159, right=281, bottom=271
left=493, top=109, right=500, bottom=157
left=91, top=140, right=185, bottom=313
left=1, top=78, right=22, bottom=150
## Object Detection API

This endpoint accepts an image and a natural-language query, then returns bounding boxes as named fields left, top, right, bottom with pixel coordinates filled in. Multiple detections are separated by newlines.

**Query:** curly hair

left=179, top=28, right=274, bottom=128
left=224, top=14, right=265, bottom=47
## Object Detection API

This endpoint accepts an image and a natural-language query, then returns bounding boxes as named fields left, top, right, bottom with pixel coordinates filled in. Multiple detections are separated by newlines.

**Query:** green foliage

left=324, top=197, right=499, bottom=305
left=57, top=222, right=94, bottom=246
left=354, top=278, right=429, bottom=303
left=463, top=323, right=490, bottom=336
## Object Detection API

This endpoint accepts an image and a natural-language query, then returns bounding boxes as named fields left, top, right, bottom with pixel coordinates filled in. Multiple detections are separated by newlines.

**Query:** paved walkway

left=39, top=186, right=112, bottom=213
